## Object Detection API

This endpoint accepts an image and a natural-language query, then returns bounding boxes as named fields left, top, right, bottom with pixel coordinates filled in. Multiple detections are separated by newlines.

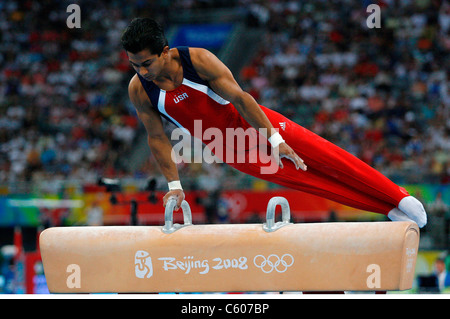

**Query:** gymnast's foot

left=388, top=208, right=415, bottom=224
left=389, top=196, right=427, bottom=228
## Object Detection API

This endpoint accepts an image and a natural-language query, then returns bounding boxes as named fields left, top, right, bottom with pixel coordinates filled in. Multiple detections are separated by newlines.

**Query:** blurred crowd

left=0, top=0, right=449, bottom=192
left=0, top=0, right=144, bottom=187
left=239, top=0, right=449, bottom=185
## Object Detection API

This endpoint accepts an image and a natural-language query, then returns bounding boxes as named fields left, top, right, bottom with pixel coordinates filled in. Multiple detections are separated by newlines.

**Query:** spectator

left=435, top=257, right=450, bottom=293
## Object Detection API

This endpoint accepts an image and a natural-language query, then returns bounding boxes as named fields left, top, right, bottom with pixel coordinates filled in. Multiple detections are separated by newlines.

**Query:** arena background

left=0, top=0, right=448, bottom=294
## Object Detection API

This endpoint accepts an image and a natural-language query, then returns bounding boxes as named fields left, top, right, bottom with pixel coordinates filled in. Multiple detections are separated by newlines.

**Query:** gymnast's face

left=127, top=47, right=169, bottom=82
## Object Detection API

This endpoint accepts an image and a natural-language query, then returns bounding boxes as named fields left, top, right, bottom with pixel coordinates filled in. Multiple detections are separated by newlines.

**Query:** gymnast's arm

left=190, top=48, right=306, bottom=171
left=128, top=75, right=185, bottom=209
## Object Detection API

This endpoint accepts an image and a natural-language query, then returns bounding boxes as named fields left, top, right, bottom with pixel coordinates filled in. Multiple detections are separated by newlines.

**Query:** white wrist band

left=168, top=180, right=182, bottom=190
left=268, top=132, right=285, bottom=148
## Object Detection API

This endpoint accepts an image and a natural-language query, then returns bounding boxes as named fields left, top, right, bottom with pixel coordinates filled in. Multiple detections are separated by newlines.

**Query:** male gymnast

left=121, top=18, right=427, bottom=228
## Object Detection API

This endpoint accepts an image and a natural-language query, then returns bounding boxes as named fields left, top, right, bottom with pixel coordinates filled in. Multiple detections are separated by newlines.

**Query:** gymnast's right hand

left=163, top=189, right=185, bottom=211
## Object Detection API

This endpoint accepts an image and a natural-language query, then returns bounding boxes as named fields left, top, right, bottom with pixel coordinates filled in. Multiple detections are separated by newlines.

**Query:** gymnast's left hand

left=277, top=143, right=307, bottom=171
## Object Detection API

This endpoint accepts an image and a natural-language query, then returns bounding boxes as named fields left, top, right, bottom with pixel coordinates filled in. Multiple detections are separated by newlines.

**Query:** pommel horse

left=39, top=197, right=420, bottom=293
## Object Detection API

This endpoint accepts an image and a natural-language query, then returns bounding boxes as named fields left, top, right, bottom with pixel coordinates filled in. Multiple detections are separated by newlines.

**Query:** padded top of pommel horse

left=39, top=197, right=420, bottom=293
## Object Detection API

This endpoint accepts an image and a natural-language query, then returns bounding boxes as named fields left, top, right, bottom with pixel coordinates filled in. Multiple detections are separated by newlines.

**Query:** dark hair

left=121, top=18, right=168, bottom=55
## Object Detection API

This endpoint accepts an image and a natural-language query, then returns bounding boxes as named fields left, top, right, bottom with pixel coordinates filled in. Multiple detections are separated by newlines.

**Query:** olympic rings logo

left=253, top=254, right=294, bottom=273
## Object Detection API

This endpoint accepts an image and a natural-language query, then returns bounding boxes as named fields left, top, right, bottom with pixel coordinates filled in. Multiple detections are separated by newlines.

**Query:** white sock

left=397, top=196, right=427, bottom=228
left=388, top=208, right=416, bottom=223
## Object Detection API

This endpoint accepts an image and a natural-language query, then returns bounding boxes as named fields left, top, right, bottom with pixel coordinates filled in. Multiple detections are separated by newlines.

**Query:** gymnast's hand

left=278, top=143, right=307, bottom=171
left=163, top=189, right=185, bottom=211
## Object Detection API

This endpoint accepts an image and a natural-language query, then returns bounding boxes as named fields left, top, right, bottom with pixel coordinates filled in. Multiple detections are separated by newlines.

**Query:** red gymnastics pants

left=225, top=105, right=410, bottom=215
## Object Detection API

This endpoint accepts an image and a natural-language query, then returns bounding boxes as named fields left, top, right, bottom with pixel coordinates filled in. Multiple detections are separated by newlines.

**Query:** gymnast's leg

left=259, top=106, right=427, bottom=227
left=232, top=159, right=397, bottom=215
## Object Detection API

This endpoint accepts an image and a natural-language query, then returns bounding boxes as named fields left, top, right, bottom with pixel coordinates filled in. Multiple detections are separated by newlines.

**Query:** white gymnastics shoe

left=397, top=196, right=428, bottom=228
left=388, top=208, right=416, bottom=223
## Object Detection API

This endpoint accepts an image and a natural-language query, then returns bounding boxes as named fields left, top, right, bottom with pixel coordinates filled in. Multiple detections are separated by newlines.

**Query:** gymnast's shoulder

left=128, top=74, right=152, bottom=109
